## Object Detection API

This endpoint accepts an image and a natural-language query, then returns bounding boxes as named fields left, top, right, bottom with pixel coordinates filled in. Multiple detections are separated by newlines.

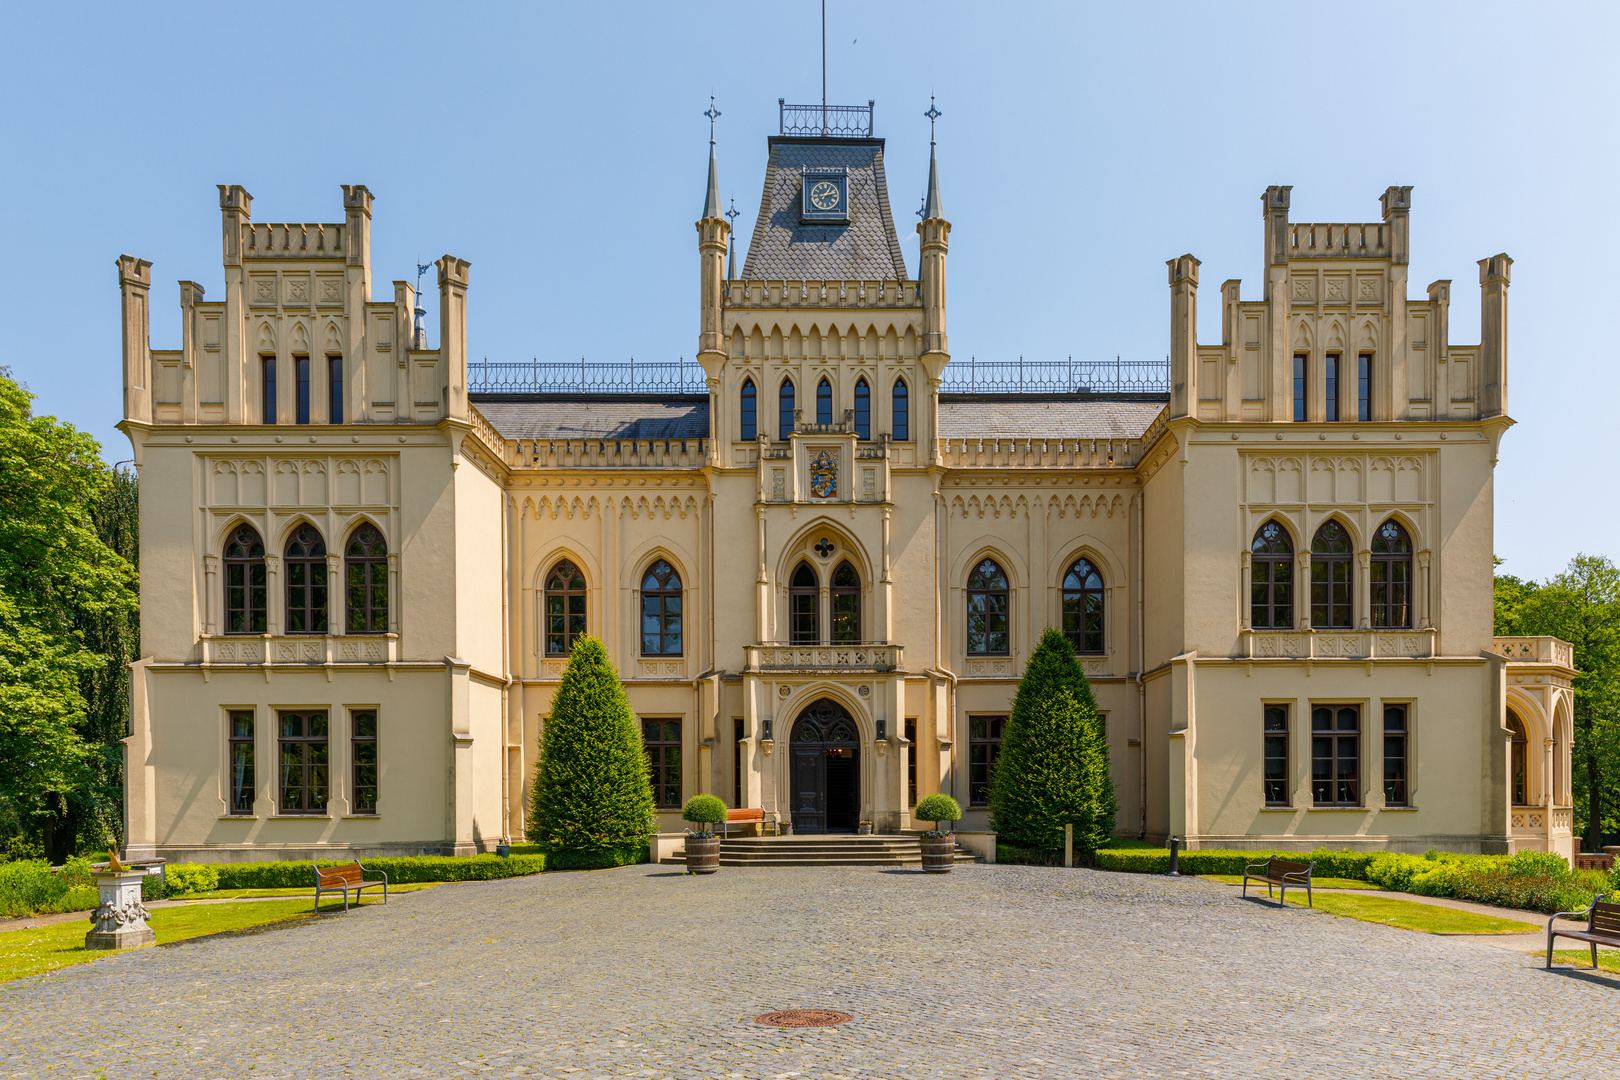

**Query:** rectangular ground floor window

left=229, top=710, right=255, bottom=814
left=906, top=717, right=918, bottom=808
left=278, top=710, right=329, bottom=814
left=968, top=715, right=1005, bottom=807
left=1383, top=705, right=1409, bottom=806
left=643, top=718, right=681, bottom=809
left=1311, top=705, right=1360, bottom=806
left=1263, top=705, right=1289, bottom=806
left=733, top=717, right=744, bottom=808
left=351, top=709, right=378, bottom=814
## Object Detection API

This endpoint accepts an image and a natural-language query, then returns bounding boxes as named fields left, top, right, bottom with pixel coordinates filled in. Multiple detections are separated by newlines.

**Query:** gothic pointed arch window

left=1370, top=519, right=1413, bottom=629
left=223, top=524, right=267, bottom=634
left=1250, top=521, right=1295, bottom=630
left=544, top=558, right=587, bottom=656
left=778, top=377, right=795, bottom=439
left=1310, top=520, right=1353, bottom=629
left=853, top=377, right=871, bottom=440
left=1508, top=710, right=1530, bottom=806
left=740, top=377, right=757, bottom=441
left=789, top=561, right=819, bottom=644
left=966, top=558, right=1010, bottom=656
left=816, top=377, right=833, bottom=425
left=831, top=561, right=861, bottom=643
left=1061, top=557, right=1105, bottom=655
left=640, top=560, right=682, bottom=656
left=892, top=378, right=910, bottom=441
left=344, top=523, right=388, bottom=634
left=284, top=524, right=328, bottom=634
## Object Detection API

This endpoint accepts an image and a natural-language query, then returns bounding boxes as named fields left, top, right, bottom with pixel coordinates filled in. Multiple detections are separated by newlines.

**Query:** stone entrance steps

left=665, top=834, right=979, bottom=868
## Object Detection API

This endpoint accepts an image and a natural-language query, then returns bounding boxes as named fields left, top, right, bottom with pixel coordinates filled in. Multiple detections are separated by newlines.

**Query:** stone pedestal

left=85, top=870, right=155, bottom=950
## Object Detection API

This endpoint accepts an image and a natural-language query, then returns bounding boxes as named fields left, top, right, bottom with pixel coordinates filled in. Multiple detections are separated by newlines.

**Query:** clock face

left=809, top=180, right=841, bottom=211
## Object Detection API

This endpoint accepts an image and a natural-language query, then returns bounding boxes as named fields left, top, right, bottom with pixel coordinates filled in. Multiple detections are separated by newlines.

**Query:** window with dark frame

left=1310, top=521, right=1352, bottom=629
left=1357, top=354, right=1372, bottom=422
left=295, top=355, right=311, bottom=425
left=351, top=710, right=378, bottom=814
left=1292, top=355, right=1307, bottom=422
left=830, top=561, right=860, bottom=643
left=344, top=524, right=388, bottom=634
left=789, top=561, right=819, bottom=643
left=1370, top=519, right=1412, bottom=629
left=733, top=717, right=745, bottom=808
left=643, top=718, right=681, bottom=809
left=892, top=378, right=909, bottom=440
left=229, top=710, right=255, bottom=814
left=1311, top=705, right=1360, bottom=806
left=969, top=715, right=1005, bottom=806
left=284, top=523, right=328, bottom=634
left=1383, top=705, right=1408, bottom=807
left=1263, top=705, right=1289, bottom=806
left=328, top=355, right=343, bottom=424
left=853, top=377, right=870, bottom=439
left=262, top=356, right=278, bottom=424
left=740, top=378, right=757, bottom=441
left=544, top=559, right=587, bottom=656
left=1061, top=557, right=1105, bottom=654
left=906, top=717, right=918, bottom=808
left=1508, top=711, right=1529, bottom=805
left=1250, top=521, right=1294, bottom=629
left=816, top=377, right=833, bottom=425
left=779, top=377, right=795, bottom=439
left=278, top=710, right=329, bottom=814
left=1324, top=353, right=1340, bottom=422
left=640, top=560, right=683, bottom=656
left=966, top=559, right=1010, bottom=655
left=224, top=524, right=267, bottom=634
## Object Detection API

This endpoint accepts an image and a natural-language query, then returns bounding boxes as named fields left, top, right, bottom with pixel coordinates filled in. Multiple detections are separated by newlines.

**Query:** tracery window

left=740, top=377, right=757, bottom=441
left=831, top=561, right=861, bottom=644
left=284, top=524, right=328, bottom=634
left=1061, top=557, right=1105, bottom=654
left=1250, top=521, right=1294, bottom=630
left=344, top=524, right=388, bottom=634
left=789, top=562, right=819, bottom=644
left=892, top=378, right=909, bottom=441
left=1370, top=519, right=1412, bottom=629
left=223, top=524, right=267, bottom=634
left=640, top=560, right=682, bottom=656
left=779, top=377, right=795, bottom=439
left=816, top=377, right=833, bottom=425
left=853, top=377, right=870, bottom=439
left=966, top=559, right=1010, bottom=656
left=1309, top=521, right=1352, bottom=629
left=544, top=559, right=587, bottom=656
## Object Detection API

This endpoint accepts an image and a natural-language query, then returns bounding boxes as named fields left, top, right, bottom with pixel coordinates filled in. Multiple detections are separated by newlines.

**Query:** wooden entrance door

left=789, top=698, right=861, bottom=834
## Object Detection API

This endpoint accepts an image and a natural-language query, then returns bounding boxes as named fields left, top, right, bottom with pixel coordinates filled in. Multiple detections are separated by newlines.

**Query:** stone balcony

left=744, top=643, right=902, bottom=674
left=1492, top=636, right=1575, bottom=668
left=1239, top=628, right=1437, bottom=660
left=199, top=634, right=398, bottom=666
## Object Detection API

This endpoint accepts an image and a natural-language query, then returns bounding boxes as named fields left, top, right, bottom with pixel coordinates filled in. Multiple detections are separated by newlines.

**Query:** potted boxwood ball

left=682, top=794, right=727, bottom=875
left=914, top=794, right=962, bottom=874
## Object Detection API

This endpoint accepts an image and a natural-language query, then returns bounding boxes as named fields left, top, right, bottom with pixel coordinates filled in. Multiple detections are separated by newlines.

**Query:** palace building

left=116, top=101, right=1575, bottom=863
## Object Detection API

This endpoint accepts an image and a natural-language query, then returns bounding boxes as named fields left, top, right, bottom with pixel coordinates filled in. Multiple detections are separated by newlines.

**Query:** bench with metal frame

left=723, top=808, right=780, bottom=839
left=313, top=861, right=388, bottom=912
left=1242, top=856, right=1316, bottom=907
left=1546, top=894, right=1620, bottom=970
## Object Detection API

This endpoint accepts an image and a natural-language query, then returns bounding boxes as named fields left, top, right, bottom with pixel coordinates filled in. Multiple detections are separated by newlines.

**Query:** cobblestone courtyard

left=3, top=863, right=1617, bottom=1079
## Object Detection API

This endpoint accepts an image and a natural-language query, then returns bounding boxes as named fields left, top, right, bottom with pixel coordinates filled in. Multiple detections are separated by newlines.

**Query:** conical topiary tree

left=527, top=636, right=654, bottom=858
left=989, top=626, right=1115, bottom=858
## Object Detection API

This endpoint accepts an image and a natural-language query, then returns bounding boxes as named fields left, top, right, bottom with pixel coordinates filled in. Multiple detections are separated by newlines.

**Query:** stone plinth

left=85, top=870, right=155, bottom=950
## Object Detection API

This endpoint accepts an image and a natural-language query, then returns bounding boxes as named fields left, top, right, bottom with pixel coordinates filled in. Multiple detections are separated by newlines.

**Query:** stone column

left=326, top=554, right=343, bottom=638
left=264, top=554, right=282, bottom=637
left=86, top=868, right=155, bottom=951
left=203, top=555, right=219, bottom=636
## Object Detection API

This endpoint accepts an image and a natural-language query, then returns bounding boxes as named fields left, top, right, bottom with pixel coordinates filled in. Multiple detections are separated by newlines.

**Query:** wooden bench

left=1242, top=856, right=1316, bottom=908
left=723, top=808, right=780, bottom=839
left=313, top=861, right=388, bottom=912
left=1546, top=894, right=1620, bottom=969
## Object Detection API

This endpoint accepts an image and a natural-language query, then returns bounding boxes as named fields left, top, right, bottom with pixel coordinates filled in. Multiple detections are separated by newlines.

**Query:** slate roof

left=741, top=137, right=910, bottom=281
left=473, top=397, right=710, bottom=441
left=938, top=397, right=1166, bottom=440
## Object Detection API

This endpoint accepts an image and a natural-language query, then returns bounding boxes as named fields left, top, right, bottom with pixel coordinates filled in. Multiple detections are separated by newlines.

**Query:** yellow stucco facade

left=116, top=110, right=1574, bottom=864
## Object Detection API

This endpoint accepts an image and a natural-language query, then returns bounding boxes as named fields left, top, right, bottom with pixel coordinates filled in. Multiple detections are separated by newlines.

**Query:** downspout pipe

left=1137, top=489, right=1147, bottom=840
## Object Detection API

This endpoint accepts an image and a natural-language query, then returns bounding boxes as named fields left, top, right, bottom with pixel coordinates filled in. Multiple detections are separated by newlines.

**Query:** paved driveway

left=2, top=863, right=1615, bottom=1079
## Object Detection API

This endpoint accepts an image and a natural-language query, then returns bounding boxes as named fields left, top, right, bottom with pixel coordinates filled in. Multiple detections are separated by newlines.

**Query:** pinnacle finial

left=924, top=95, right=942, bottom=147
left=701, top=97, right=723, bottom=220
left=921, top=97, right=944, bottom=222
left=726, top=197, right=740, bottom=279
left=704, top=95, right=721, bottom=148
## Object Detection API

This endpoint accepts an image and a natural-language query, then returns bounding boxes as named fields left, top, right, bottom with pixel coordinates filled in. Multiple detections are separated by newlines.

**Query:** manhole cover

left=754, top=1009, right=853, bottom=1028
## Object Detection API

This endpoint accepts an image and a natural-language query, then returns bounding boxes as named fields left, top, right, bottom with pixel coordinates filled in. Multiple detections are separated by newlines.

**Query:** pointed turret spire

left=921, top=96, right=944, bottom=221
left=702, top=96, right=723, bottom=220
left=726, top=198, right=740, bottom=279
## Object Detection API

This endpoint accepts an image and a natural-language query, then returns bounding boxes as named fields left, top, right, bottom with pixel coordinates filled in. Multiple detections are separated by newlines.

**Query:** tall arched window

left=224, top=524, right=267, bottom=635
left=789, top=562, right=819, bottom=644
left=1061, top=558, right=1105, bottom=654
left=853, top=378, right=870, bottom=440
left=1310, top=520, right=1353, bottom=629
left=284, top=524, right=328, bottom=634
left=740, top=378, right=757, bottom=441
left=640, top=560, right=682, bottom=656
left=816, top=377, right=833, bottom=425
left=1508, top=711, right=1529, bottom=806
left=1370, top=519, right=1412, bottom=629
left=344, top=523, right=388, bottom=634
left=831, top=561, right=861, bottom=643
left=778, top=377, right=795, bottom=439
left=544, top=559, right=587, bottom=656
left=966, top=559, right=1010, bottom=656
left=892, top=378, right=909, bottom=441
left=1250, top=521, right=1294, bottom=630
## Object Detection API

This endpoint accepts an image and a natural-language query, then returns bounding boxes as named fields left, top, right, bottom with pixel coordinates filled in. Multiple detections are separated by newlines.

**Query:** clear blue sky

left=1, top=2, right=1613, bottom=582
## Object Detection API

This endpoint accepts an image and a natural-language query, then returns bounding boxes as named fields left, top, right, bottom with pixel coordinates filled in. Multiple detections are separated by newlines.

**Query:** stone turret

left=696, top=135, right=731, bottom=450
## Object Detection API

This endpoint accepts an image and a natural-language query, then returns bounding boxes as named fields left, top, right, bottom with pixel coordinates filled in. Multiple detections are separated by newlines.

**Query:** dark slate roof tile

left=473, top=399, right=710, bottom=441
left=938, top=399, right=1164, bottom=439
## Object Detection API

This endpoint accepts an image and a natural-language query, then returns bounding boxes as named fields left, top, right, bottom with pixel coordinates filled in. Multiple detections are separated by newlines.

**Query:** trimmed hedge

left=997, top=844, right=1063, bottom=867
left=209, top=853, right=547, bottom=890
left=1095, top=847, right=1380, bottom=880
left=544, top=845, right=647, bottom=871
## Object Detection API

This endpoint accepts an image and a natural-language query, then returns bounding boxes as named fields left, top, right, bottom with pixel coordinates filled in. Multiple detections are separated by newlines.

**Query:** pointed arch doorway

left=789, top=698, right=860, bottom=834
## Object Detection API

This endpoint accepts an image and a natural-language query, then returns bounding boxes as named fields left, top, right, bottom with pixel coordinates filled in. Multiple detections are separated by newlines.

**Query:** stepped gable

left=741, top=137, right=909, bottom=282
left=473, top=398, right=709, bottom=441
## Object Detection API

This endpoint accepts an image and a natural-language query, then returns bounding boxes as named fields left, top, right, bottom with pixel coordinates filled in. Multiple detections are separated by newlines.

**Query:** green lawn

left=0, top=898, right=363, bottom=983
left=1277, top=891, right=1537, bottom=934
left=1547, top=949, right=1620, bottom=973
left=1206, top=873, right=1376, bottom=891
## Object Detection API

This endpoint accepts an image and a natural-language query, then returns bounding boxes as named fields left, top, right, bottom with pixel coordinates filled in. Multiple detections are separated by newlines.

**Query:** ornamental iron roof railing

left=780, top=99, right=874, bottom=137
left=470, top=357, right=707, bottom=395
left=941, top=357, right=1170, bottom=395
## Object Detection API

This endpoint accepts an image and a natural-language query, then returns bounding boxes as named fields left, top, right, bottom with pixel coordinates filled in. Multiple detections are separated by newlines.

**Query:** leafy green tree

left=526, top=636, right=654, bottom=856
left=990, top=627, right=1115, bottom=858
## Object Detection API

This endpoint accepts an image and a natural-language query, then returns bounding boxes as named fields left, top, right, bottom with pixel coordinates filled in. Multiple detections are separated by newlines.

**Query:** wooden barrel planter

left=684, top=836, right=721, bottom=875
left=919, top=838, right=956, bottom=874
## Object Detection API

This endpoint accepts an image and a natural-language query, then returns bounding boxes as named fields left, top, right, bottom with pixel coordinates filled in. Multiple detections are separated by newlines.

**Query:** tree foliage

left=526, top=636, right=654, bottom=854
left=989, top=627, right=1116, bottom=857
left=1495, top=554, right=1620, bottom=849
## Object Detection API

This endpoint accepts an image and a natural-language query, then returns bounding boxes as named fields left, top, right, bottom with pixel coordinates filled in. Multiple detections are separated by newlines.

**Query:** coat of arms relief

left=810, top=450, right=837, bottom=499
